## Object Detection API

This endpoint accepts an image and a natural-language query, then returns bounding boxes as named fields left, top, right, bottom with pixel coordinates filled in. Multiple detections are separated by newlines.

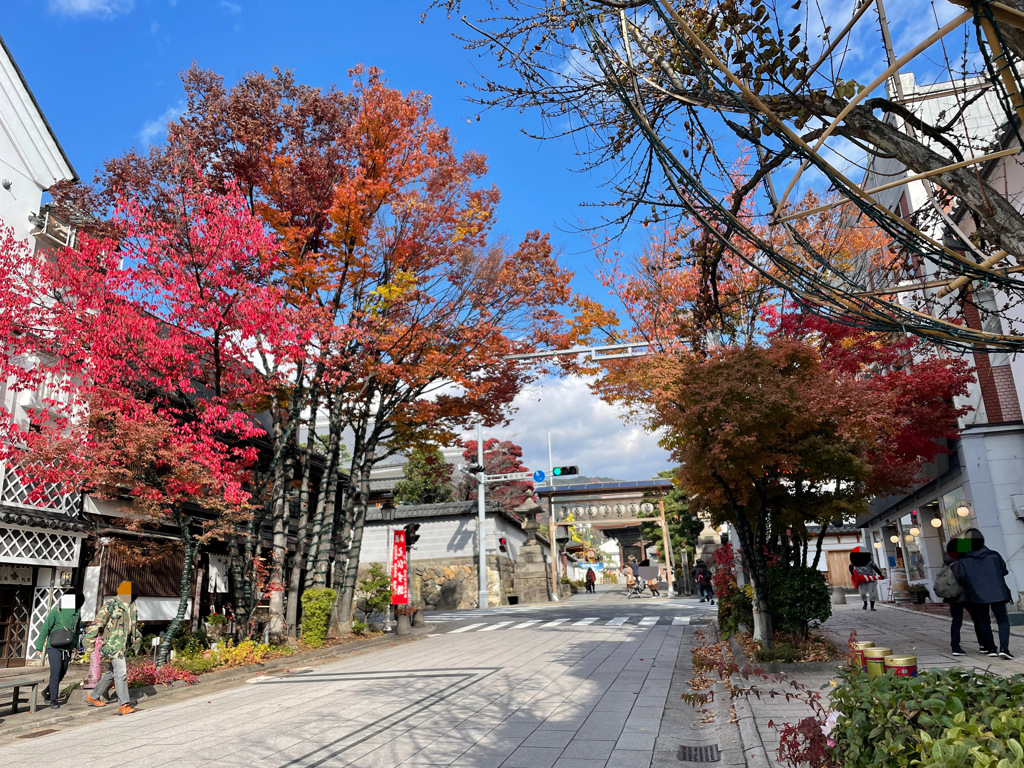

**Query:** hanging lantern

left=930, top=516, right=942, bottom=528
left=910, top=527, right=920, bottom=537
left=956, top=504, right=971, bottom=518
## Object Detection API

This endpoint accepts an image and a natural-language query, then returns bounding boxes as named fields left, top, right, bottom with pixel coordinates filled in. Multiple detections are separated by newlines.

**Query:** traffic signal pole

left=547, top=430, right=559, bottom=602
left=477, top=423, right=489, bottom=609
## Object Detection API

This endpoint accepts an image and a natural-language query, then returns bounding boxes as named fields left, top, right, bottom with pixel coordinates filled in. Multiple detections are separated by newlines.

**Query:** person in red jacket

left=849, top=547, right=883, bottom=611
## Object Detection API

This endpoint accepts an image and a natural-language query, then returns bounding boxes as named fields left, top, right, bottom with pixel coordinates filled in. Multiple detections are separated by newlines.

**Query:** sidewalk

left=733, top=602, right=1024, bottom=766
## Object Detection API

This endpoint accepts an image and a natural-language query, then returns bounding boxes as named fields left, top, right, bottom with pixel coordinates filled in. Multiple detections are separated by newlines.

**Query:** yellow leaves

left=366, top=269, right=417, bottom=315
left=452, top=198, right=492, bottom=243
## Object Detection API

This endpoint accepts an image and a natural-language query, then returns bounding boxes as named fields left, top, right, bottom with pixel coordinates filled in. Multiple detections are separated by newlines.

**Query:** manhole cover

left=18, top=729, right=60, bottom=739
left=677, top=744, right=720, bottom=762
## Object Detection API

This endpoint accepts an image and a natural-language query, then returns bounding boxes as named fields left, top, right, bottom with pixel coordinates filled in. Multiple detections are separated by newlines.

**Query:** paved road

left=0, top=589, right=729, bottom=768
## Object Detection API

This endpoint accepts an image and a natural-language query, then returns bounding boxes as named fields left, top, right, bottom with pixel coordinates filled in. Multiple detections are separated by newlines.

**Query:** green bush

left=753, top=641, right=799, bottom=663
left=916, top=708, right=1024, bottom=767
left=174, top=655, right=219, bottom=674
left=300, top=587, right=337, bottom=648
left=766, top=566, right=831, bottom=639
left=717, top=583, right=753, bottom=638
left=830, top=667, right=1024, bottom=768
left=351, top=618, right=368, bottom=636
left=357, top=564, right=391, bottom=625
left=171, top=629, right=209, bottom=654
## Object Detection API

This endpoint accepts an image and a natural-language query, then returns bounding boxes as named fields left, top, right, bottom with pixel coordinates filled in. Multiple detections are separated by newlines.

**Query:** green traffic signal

left=552, top=466, right=579, bottom=476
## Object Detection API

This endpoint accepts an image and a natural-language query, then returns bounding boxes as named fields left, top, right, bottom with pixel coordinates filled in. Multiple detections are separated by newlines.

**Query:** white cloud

left=463, top=374, right=674, bottom=482
left=49, top=0, right=134, bottom=17
left=138, top=102, right=184, bottom=147
left=221, top=1, right=242, bottom=14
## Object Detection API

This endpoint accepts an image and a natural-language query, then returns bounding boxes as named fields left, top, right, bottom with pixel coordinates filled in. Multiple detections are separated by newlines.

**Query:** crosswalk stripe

left=573, top=617, right=598, bottom=626
left=449, top=623, right=487, bottom=633
left=638, top=617, right=658, bottom=627
left=540, top=619, right=569, bottom=628
left=510, top=620, right=541, bottom=630
left=606, top=617, right=629, bottom=626
left=477, top=621, right=514, bottom=632
left=672, top=617, right=691, bottom=625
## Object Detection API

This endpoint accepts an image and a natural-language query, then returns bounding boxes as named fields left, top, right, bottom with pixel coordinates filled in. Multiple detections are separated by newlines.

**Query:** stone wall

left=406, top=555, right=515, bottom=610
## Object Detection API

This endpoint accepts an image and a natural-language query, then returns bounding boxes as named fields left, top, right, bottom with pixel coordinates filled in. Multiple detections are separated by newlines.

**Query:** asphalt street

left=0, top=587, right=726, bottom=768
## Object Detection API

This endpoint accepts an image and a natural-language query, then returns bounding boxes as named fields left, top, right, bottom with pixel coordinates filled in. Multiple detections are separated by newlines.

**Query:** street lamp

left=381, top=498, right=396, bottom=632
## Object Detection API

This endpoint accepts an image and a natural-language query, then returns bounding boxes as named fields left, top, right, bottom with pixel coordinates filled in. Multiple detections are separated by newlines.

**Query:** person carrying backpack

left=84, top=581, right=142, bottom=714
left=936, top=538, right=989, bottom=656
left=692, top=560, right=714, bottom=604
left=585, top=567, right=597, bottom=594
left=33, top=592, right=82, bottom=709
left=951, top=528, right=1015, bottom=660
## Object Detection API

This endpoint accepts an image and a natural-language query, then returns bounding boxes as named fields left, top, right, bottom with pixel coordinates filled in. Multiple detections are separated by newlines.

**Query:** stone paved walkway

left=0, top=603, right=723, bottom=768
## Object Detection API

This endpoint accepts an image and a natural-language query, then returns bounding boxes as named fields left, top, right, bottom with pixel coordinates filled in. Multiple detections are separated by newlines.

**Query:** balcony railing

left=0, top=461, right=75, bottom=515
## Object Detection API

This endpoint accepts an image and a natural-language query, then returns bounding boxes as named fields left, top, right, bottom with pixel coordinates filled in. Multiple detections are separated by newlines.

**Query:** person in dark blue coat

left=950, top=528, right=1014, bottom=660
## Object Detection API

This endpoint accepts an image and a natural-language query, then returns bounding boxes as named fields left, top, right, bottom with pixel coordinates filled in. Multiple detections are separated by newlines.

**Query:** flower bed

left=127, top=660, right=199, bottom=688
left=735, top=631, right=844, bottom=664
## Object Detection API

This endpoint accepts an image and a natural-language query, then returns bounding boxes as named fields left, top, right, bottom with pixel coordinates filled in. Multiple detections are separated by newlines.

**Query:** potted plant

left=205, top=612, right=228, bottom=638
left=907, top=584, right=930, bottom=604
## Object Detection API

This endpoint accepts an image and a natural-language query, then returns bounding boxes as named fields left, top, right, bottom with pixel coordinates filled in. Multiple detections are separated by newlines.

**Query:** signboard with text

left=390, top=529, right=409, bottom=605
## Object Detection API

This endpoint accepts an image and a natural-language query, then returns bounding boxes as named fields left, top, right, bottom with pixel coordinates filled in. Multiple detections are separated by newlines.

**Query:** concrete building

left=0, top=34, right=83, bottom=667
left=857, top=72, right=1024, bottom=610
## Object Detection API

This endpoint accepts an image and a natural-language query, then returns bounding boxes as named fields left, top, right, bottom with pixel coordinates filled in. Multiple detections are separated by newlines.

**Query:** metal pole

left=546, top=430, right=559, bottom=601
left=477, top=424, right=489, bottom=609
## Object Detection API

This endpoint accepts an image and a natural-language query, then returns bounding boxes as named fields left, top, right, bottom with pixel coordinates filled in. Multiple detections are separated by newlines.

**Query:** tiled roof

left=365, top=500, right=522, bottom=525
left=0, top=506, right=90, bottom=534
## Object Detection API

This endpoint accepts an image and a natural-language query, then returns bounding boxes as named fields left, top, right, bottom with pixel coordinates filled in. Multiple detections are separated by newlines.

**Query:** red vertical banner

left=390, top=529, right=409, bottom=605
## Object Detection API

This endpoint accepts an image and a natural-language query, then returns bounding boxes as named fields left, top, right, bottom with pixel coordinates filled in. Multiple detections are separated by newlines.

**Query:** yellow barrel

left=863, top=647, right=892, bottom=678
left=850, top=641, right=875, bottom=671
left=884, top=655, right=918, bottom=677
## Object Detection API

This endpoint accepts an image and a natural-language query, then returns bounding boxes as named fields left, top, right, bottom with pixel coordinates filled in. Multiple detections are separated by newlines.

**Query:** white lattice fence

left=0, top=463, right=74, bottom=515
left=0, top=526, right=80, bottom=566
left=27, top=586, right=66, bottom=657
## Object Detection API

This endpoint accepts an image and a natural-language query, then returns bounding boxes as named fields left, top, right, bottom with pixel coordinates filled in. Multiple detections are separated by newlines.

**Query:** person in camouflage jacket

left=84, top=581, right=141, bottom=714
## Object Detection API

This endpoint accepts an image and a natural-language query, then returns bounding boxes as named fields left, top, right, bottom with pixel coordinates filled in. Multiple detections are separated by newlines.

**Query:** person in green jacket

left=33, top=592, right=83, bottom=709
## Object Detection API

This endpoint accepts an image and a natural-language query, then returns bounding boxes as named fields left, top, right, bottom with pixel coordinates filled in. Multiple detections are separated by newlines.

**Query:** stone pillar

left=512, top=501, right=553, bottom=604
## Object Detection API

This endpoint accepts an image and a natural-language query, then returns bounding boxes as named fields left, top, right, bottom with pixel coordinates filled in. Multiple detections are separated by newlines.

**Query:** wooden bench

left=0, top=672, right=48, bottom=715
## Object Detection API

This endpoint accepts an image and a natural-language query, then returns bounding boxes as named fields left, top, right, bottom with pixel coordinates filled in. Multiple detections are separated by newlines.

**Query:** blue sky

left=2, top=0, right=675, bottom=480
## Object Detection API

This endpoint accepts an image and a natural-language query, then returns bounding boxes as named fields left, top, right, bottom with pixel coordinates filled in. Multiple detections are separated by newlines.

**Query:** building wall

left=360, top=514, right=527, bottom=564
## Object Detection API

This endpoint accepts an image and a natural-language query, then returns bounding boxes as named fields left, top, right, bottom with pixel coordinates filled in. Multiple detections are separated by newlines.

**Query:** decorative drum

left=850, top=641, right=875, bottom=671
left=884, top=655, right=918, bottom=677
left=863, top=647, right=893, bottom=678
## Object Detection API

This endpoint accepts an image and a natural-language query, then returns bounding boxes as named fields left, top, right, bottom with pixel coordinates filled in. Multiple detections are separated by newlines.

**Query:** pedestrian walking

left=32, top=591, right=82, bottom=709
left=584, top=567, right=596, bottom=594
left=691, top=560, right=715, bottom=604
left=934, top=539, right=990, bottom=656
left=951, top=528, right=1015, bottom=660
left=848, top=547, right=883, bottom=611
left=84, top=581, right=143, bottom=714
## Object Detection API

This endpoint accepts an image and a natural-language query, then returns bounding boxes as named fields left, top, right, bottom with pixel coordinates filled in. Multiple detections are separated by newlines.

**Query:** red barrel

left=884, top=655, right=918, bottom=677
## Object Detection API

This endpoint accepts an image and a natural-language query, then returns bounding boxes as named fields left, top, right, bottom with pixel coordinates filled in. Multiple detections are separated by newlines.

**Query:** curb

left=726, top=635, right=772, bottom=768
left=0, top=631, right=419, bottom=740
left=884, top=603, right=1024, bottom=639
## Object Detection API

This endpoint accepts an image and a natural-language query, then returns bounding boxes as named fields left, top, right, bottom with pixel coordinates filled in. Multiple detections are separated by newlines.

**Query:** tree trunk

left=333, top=459, right=372, bottom=634
left=266, top=412, right=291, bottom=643
left=732, top=506, right=774, bottom=650
left=158, top=519, right=199, bottom=666
left=310, top=395, right=344, bottom=589
left=811, top=523, right=828, bottom=571
left=286, top=399, right=319, bottom=636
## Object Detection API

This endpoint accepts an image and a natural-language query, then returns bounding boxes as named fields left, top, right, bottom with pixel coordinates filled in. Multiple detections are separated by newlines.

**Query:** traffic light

left=552, top=466, right=579, bottom=477
left=404, top=523, right=421, bottom=550
left=498, top=536, right=508, bottom=553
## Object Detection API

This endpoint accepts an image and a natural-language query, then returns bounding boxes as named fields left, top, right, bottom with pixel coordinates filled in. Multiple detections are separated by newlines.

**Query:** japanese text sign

left=391, top=529, right=409, bottom=605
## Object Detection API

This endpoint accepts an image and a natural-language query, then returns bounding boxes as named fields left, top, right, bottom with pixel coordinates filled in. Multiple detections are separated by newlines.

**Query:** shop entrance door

left=0, top=585, right=32, bottom=668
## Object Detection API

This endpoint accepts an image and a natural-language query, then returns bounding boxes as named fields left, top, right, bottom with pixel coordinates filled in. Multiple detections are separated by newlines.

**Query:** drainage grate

left=18, top=729, right=60, bottom=739
left=677, top=744, right=721, bottom=762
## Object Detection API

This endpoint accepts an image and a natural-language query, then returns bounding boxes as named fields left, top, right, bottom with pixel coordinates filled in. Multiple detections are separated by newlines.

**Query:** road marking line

left=449, top=623, right=487, bottom=633
left=638, top=617, right=659, bottom=626
left=672, top=617, right=691, bottom=625
left=606, top=617, right=630, bottom=626
left=573, top=618, right=599, bottom=626
left=510, top=620, right=541, bottom=630
left=477, top=622, right=514, bottom=632
left=541, top=619, right=569, bottom=628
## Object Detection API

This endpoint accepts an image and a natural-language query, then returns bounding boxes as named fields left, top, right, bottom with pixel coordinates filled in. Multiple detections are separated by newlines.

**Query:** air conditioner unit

left=32, top=210, right=75, bottom=248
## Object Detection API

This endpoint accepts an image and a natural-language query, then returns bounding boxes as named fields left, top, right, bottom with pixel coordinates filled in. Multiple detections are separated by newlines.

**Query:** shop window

left=941, top=486, right=972, bottom=537
left=899, top=513, right=926, bottom=581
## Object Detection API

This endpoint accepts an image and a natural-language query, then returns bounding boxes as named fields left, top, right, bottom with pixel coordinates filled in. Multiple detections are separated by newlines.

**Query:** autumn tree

left=394, top=446, right=454, bottom=505
left=433, top=0, right=1024, bottom=349
left=0, top=178, right=285, bottom=658
left=51, top=65, right=576, bottom=639
left=454, top=438, right=534, bottom=514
